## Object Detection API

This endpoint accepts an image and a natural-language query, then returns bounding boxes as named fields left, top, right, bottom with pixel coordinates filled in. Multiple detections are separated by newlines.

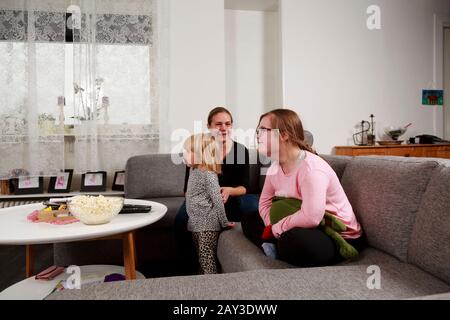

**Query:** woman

left=242, top=109, right=364, bottom=267
left=174, top=107, right=259, bottom=273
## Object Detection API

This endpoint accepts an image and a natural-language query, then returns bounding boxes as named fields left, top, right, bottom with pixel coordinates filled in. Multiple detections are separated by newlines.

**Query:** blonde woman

left=183, top=133, right=235, bottom=274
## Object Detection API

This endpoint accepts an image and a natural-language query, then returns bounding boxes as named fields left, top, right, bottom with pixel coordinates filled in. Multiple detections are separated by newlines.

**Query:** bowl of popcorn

left=68, top=195, right=124, bottom=225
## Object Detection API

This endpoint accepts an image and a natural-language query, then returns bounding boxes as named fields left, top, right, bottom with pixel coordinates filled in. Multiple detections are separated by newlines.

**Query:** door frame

left=434, top=14, right=450, bottom=138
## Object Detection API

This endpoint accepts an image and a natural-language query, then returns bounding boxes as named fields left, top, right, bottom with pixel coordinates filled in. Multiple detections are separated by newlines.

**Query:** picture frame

left=80, top=171, right=107, bottom=192
left=9, top=176, right=44, bottom=195
left=422, top=90, right=444, bottom=106
left=112, top=171, right=125, bottom=191
left=48, top=169, right=73, bottom=193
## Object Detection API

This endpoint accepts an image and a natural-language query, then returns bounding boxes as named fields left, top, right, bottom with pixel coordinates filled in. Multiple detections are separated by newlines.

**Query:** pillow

left=269, top=197, right=302, bottom=225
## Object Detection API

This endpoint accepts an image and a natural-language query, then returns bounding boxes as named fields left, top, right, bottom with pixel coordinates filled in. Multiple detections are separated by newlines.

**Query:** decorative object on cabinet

left=352, top=114, right=375, bottom=146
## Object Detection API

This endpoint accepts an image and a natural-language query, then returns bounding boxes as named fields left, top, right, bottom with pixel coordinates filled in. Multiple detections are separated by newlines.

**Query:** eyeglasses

left=256, top=127, right=276, bottom=136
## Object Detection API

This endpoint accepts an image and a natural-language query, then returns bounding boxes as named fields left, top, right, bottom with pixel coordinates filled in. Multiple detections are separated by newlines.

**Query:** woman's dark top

left=183, top=141, right=250, bottom=193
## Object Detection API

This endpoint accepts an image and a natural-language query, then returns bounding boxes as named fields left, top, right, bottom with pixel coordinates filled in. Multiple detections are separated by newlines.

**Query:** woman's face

left=208, top=112, right=233, bottom=143
left=256, top=115, right=280, bottom=158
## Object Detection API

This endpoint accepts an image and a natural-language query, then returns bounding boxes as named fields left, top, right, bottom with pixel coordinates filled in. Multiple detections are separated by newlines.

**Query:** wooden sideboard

left=334, top=144, right=450, bottom=159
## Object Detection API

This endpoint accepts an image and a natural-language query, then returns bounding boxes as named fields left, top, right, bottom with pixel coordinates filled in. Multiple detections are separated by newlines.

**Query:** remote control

left=119, top=205, right=152, bottom=214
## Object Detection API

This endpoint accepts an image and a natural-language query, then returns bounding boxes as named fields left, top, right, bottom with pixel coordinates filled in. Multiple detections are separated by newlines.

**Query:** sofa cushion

left=217, top=223, right=293, bottom=273
left=339, top=247, right=404, bottom=267
left=125, top=154, right=185, bottom=199
left=141, top=197, right=185, bottom=229
left=408, top=163, right=450, bottom=284
left=340, top=156, right=438, bottom=262
left=47, top=263, right=450, bottom=300
left=321, top=154, right=352, bottom=180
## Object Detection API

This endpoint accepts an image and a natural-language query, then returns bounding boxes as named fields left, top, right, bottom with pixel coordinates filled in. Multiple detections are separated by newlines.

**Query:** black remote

left=119, top=205, right=152, bottom=214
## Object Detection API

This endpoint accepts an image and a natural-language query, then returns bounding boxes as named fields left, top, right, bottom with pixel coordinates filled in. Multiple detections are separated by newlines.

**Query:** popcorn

left=68, top=195, right=123, bottom=225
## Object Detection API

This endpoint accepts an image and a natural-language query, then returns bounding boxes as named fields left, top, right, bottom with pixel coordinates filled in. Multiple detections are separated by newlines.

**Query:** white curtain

left=0, top=0, right=67, bottom=179
left=0, top=0, right=169, bottom=178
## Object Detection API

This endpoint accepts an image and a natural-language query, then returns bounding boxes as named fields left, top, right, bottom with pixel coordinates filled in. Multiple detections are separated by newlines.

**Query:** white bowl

left=384, top=127, right=407, bottom=140
left=68, top=195, right=124, bottom=225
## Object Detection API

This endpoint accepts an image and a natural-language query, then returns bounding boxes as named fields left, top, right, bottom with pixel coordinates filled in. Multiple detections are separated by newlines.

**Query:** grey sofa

left=50, top=153, right=450, bottom=300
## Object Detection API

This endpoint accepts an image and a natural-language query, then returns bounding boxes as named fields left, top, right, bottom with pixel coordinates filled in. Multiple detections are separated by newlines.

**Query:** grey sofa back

left=408, top=163, right=450, bottom=284
left=321, top=155, right=450, bottom=284
left=126, top=151, right=269, bottom=197
left=341, top=156, right=439, bottom=262
left=125, top=154, right=185, bottom=198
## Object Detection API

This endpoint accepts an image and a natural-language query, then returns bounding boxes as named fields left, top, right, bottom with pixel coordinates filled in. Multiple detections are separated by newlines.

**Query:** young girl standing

left=183, top=133, right=235, bottom=274
left=242, top=109, right=364, bottom=267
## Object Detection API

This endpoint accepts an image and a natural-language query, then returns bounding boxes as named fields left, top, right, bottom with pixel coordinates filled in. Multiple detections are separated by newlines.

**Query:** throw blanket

left=269, top=197, right=359, bottom=260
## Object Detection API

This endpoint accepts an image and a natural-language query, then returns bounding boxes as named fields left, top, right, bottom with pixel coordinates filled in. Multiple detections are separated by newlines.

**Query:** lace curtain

left=0, top=0, right=169, bottom=178
left=0, top=0, right=66, bottom=179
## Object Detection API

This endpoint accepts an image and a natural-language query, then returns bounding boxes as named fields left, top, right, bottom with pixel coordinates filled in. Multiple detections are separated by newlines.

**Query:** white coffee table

left=0, top=265, right=145, bottom=300
left=0, top=199, right=167, bottom=280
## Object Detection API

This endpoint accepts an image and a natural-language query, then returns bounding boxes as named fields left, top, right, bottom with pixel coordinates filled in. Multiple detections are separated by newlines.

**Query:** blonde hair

left=259, top=109, right=317, bottom=154
left=183, top=133, right=221, bottom=174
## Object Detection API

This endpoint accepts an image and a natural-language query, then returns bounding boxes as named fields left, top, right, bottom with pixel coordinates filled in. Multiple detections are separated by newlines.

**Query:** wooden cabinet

left=334, top=144, right=450, bottom=159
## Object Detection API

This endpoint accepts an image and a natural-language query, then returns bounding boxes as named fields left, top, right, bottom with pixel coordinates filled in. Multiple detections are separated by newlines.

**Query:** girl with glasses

left=242, top=109, right=364, bottom=267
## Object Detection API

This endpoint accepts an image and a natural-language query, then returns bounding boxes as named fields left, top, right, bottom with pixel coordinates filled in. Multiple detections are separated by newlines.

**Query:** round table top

left=0, top=199, right=167, bottom=245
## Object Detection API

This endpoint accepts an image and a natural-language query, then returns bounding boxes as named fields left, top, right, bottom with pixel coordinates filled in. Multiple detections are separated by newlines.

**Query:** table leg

left=26, top=245, right=34, bottom=277
left=123, top=231, right=136, bottom=280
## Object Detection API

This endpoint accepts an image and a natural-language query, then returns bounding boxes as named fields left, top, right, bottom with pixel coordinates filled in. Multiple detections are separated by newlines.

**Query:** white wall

left=280, top=0, right=450, bottom=154
left=225, top=9, right=281, bottom=147
left=168, top=0, right=226, bottom=152
left=445, top=27, right=450, bottom=140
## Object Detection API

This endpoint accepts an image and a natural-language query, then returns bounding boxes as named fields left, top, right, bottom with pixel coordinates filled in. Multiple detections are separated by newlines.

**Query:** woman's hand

left=220, top=187, right=233, bottom=203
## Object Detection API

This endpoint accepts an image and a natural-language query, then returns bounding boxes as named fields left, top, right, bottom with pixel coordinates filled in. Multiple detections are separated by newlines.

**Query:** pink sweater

left=259, top=151, right=362, bottom=239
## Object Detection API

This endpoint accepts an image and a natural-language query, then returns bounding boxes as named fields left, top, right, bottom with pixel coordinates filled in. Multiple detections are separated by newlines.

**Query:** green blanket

left=270, top=197, right=359, bottom=260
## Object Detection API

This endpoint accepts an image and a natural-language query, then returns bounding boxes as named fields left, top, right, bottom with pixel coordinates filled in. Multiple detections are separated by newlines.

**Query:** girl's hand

left=220, top=187, right=232, bottom=203
left=226, top=222, right=236, bottom=228
left=223, top=222, right=235, bottom=230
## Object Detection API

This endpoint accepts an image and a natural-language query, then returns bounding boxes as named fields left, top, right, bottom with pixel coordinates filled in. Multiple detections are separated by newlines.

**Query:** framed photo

left=80, top=171, right=107, bottom=192
left=422, top=90, right=444, bottom=106
left=9, top=176, right=44, bottom=195
left=48, top=169, right=73, bottom=193
left=112, top=171, right=125, bottom=191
